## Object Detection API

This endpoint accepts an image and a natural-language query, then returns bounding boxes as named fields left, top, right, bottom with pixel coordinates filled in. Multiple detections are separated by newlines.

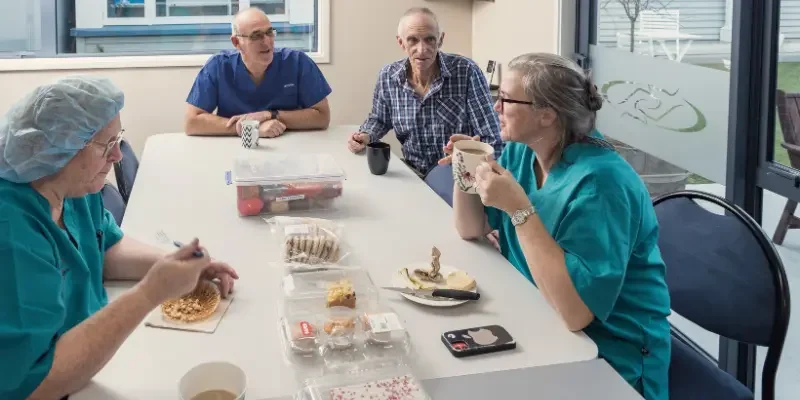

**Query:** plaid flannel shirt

left=358, top=52, right=503, bottom=175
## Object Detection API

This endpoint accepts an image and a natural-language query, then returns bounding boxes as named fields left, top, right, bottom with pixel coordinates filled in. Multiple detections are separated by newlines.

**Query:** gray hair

left=507, top=53, right=603, bottom=149
left=232, top=7, right=269, bottom=36
left=397, top=7, right=441, bottom=37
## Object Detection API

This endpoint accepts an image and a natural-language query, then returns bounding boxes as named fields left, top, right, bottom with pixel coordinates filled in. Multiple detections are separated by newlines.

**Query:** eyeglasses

left=87, top=129, right=125, bottom=158
left=237, top=28, right=277, bottom=42
left=496, top=96, right=534, bottom=111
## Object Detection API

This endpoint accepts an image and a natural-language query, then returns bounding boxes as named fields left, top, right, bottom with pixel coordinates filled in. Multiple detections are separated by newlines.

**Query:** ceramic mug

left=179, top=361, right=247, bottom=400
left=240, top=120, right=260, bottom=149
left=452, top=140, right=494, bottom=194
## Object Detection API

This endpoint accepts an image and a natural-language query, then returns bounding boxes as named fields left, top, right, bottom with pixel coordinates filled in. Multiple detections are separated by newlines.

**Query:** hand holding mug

left=348, top=132, right=370, bottom=153
left=438, top=134, right=480, bottom=165
left=475, top=156, right=531, bottom=213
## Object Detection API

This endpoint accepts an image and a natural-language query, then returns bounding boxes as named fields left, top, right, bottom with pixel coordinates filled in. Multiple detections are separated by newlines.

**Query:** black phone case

left=441, top=324, right=516, bottom=357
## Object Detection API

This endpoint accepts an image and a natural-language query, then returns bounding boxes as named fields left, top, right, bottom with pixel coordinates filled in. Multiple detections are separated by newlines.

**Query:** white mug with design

left=240, top=120, right=260, bottom=149
left=452, top=140, right=494, bottom=194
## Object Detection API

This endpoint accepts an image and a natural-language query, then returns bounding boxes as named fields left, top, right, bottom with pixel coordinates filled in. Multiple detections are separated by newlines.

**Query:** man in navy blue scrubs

left=184, top=7, right=332, bottom=138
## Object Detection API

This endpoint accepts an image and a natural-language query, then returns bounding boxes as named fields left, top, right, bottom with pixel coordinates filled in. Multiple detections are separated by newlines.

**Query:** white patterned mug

left=452, top=140, right=494, bottom=194
left=240, top=120, right=260, bottom=149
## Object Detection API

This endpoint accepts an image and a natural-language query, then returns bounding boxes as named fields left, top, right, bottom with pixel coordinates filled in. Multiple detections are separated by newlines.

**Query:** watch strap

left=511, top=206, right=536, bottom=226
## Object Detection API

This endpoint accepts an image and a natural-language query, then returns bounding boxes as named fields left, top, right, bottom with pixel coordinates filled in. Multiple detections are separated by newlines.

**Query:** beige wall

left=0, top=0, right=473, bottom=158
left=471, top=0, right=564, bottom=88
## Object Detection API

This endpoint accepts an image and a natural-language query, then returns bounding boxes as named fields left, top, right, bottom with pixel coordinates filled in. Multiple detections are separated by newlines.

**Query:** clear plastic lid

left=281, top=268, right=377, bottom=303
left=297, top=363, right=430, bottom=400
left=232, top=153, right=345, bottom=185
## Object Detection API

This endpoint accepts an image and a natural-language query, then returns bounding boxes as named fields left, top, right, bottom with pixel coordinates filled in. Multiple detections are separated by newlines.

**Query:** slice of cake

left=326, top=279, right=356, bottom=308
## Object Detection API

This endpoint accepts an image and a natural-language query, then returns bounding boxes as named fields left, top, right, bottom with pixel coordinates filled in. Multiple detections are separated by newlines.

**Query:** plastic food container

left=232, top=154, right=345, bottom=217
left=296, top=364, right=430, bottom=400
left=281, top=268, right=377, bottom=308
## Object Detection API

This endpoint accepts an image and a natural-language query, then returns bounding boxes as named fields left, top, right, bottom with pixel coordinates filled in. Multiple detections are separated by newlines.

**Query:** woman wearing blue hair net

left=0, top=76, right=239, bottom=400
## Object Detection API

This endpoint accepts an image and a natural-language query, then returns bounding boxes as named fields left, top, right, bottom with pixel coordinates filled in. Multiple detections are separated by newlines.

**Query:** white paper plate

left=390, top=263, right=478, bottom=307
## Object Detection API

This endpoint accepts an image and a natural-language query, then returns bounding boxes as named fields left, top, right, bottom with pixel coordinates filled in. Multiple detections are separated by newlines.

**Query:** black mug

left=367, top=142, right=391, bottom=175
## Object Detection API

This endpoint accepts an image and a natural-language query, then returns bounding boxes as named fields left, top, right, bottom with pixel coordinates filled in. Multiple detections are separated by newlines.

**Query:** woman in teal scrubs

left=0, top=76, right=239, bottom=400
left=445, top=54, right=671, bottom=400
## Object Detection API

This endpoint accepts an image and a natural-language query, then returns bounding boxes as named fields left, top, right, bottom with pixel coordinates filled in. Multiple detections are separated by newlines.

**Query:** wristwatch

left=268, top=110, right=279, bottom=120
left=510, top=206, right=536, bottom=226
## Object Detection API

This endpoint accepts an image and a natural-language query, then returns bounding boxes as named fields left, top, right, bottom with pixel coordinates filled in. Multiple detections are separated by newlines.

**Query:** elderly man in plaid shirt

left=348, top=7, right=503, bottom=177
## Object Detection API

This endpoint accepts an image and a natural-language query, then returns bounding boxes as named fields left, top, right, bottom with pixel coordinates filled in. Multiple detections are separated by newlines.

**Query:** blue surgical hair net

left=0, top=75, right=125, bottom=183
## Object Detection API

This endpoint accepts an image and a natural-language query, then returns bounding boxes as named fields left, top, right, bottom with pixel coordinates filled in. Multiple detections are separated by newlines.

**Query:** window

left=0, top=0, right=327, bottom=68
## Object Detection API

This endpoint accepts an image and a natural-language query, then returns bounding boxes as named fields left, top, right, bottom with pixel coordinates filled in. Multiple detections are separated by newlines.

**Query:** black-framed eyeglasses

left=237, top=28, right=277, bottom=42
left=496, top=96, right=534, bottom=111
left=87, top=129, right=124, bottom=158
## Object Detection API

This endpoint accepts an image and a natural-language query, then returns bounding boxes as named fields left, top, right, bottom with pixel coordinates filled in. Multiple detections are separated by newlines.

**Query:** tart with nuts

left=160, top=280, right=221, bottom=323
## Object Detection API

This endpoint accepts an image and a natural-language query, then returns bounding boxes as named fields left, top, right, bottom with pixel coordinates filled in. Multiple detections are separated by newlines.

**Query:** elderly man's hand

left=348, top=132, right=370, bottom=153
left=260, top=120, right=287, bottom=138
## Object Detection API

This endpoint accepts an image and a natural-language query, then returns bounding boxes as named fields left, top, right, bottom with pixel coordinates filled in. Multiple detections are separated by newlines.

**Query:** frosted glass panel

left=591, top=44, right=730, bottom=184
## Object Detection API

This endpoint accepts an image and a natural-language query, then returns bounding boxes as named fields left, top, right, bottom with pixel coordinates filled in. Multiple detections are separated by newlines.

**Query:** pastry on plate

left=413, top=246, right=444, bottom=283
left=326, top=279, right=356, bottom=308
left=446, top=270, right=477, bottom=291
left=161, top=280, right=220, bottom=323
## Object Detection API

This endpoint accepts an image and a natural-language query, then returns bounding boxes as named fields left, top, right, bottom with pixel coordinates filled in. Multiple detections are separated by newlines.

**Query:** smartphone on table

left=441, top=324, right=516, bottom=358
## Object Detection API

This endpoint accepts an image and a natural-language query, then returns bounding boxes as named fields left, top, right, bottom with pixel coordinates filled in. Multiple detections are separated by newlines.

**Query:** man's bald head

left=397, top=7, right=441, bottom=37
left=232, top=7, right=270, bottom=36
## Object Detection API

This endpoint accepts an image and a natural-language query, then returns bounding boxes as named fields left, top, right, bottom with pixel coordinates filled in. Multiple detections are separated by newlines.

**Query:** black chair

left=423, top=164, right=454, bottom=207
left=653, top=190, right=791, bottom=400
left=101, top=183, right=126, bottom=226
left=114, top=138, right=139, bottom=204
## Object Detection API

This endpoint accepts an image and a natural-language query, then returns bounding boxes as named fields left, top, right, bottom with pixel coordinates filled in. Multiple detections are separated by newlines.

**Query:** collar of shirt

left=233, top=49, right=279, bottom=85
left=390, top=52, right=453, bottom=98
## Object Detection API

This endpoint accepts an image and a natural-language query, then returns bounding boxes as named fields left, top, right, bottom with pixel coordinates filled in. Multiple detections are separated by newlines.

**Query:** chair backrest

left=423, top=164, right=454, bottom=207
left=775, top=90, right=800, bottom=169
left=639, top=10, right=680, bottom=34
left=114, top=139, right=139, bottom=203
left=101, top=183, right=126, bottom=226
left=653, top=190, right=790, bottom=399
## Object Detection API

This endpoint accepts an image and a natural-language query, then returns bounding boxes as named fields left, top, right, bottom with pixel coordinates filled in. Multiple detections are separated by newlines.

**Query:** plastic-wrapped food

left=296, top=364, right=430, bottom=400
left=231, top=154, right=345, bottom=217
left=267, top=217, right=349, bottom=265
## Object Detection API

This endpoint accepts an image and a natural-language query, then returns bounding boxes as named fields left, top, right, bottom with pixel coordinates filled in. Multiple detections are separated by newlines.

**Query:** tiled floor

left=678, top=184, right=800, bottom=399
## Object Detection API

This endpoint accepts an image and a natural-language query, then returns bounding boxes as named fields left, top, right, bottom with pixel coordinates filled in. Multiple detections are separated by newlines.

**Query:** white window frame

left=104, top=0, right=289, bottom=26
left=0, top=0, right=328, bottom=71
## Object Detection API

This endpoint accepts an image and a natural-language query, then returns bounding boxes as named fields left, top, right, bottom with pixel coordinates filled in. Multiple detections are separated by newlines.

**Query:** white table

left=72, top=126, right=598, bottom=399
left=260, top=360, right=642, bottom=400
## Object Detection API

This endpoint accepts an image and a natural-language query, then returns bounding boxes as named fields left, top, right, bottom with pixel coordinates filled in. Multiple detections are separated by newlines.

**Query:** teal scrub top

left=0, top=179, right=123, bottom=399
left=486, top=136, right=671, bottom=400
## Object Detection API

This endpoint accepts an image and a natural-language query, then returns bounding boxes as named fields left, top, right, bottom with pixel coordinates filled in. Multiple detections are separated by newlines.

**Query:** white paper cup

left=452, top=140, right=494, bottom=194
left=179, top=361, right=247, bottom=400
left=240, top=120, right=260, bottom=149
